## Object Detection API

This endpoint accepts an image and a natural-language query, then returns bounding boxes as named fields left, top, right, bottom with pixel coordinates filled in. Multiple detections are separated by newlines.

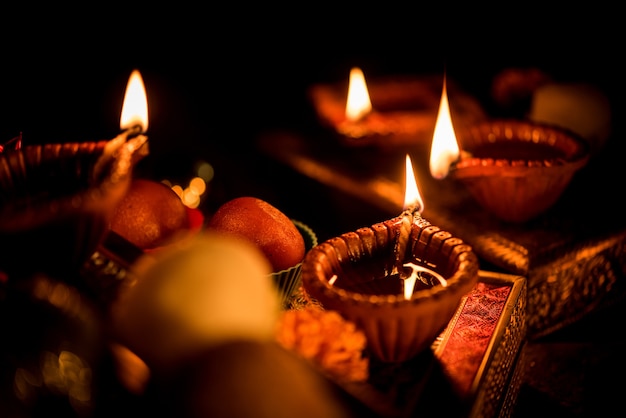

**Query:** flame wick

left=123, top=124, right=143, bottom=140
left=392, top=212, right=413, bottom=278
left=403, top=154, right=423, bottom=213
left=401, top=204, right=422, bottom=218
left=120, top=69, right=149, bottom=133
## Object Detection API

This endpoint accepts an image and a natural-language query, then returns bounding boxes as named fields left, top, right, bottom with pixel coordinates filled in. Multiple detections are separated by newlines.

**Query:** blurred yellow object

left=109, top=232, right=280, bottom=377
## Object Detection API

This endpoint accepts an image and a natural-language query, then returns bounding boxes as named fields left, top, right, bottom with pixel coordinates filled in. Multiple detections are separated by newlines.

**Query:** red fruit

left=110, top=178, right=189, bottom=250
left=207, top=197, right=305, bottom=272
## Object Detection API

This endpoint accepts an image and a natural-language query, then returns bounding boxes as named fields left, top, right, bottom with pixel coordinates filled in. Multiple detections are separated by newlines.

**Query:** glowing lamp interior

left=120, top=70, right=149, bottom=132
left=429, top=77, right=459, bottom=179
left=345, top=67, right=372, bottom=121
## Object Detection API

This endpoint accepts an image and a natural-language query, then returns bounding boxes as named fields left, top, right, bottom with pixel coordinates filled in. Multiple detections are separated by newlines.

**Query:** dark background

left=1, top=9, right=621, bottom=153
left=2, top=10, right=622, bottom=215
left=1, top=7, right=624, bottom=417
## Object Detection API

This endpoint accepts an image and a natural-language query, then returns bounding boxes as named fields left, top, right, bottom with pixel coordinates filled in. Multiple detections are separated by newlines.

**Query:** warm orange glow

left=166, top=177, right=207, bottom=210
left=403, top=154, right=424, bottom=213
left=120, top=69, right=149, bottom=132
left=429, top=76, right=459, bottom=179
left=345, top=67, right=372, bottom=121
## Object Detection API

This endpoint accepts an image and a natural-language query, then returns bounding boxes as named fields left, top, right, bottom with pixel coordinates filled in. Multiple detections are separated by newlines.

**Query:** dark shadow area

left=1, top=8, right=623, bottom=418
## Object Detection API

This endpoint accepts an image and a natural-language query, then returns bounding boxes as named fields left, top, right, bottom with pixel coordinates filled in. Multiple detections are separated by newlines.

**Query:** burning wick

left=393, top=155, right=423, bottom=276
left=121, top=124, right=143, bottom=139
left=394, top=154, right=447, bottom=299
left=115, top=69, right=149, bottom=145
left=393, top=207, right=420, bottom=273
left=114, top=69, right=150, bottom=162
left=94, top=69, right=149, bottom=180
left=394, top=208, right=445, bottom=301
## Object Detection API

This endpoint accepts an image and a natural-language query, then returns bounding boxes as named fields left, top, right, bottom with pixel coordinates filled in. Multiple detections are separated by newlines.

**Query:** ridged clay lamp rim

left=0, top=135, right=147, bottom=232
left=301, top=215, right=479, bottom=362
left=451, top=119, right=590, bottom=177
left=449, top=119, right=590, bottom=222
left=302, top=215, right=479, bottom=306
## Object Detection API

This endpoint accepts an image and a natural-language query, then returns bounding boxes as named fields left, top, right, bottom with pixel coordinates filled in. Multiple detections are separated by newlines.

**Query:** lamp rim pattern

left=449, top=119, right=590, bottom=222
left=301, top=215, right=479, bottom=362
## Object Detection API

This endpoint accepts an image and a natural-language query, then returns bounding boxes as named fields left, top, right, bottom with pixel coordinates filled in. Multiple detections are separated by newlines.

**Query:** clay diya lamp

left=308, top=68, right=486, bottom=149
left=449, top=119, right=590, bottom=223
left=302, top=153, right=479, bottom=364
left=0, top=69, right=150, bottom=281
left=0, top=134, right=148, bottom=281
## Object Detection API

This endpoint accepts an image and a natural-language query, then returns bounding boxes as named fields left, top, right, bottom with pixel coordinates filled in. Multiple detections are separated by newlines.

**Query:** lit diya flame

left=403, top=154, right=423, bottom=214
left=345, top=67, right=372, bottom=121
left=399, top=154, right=447, bottom=299
left=96, top=69, right=150, bottom=177
left=121, top=69, right=149, bottom=133
left=429, top=75, right=460, bottom=179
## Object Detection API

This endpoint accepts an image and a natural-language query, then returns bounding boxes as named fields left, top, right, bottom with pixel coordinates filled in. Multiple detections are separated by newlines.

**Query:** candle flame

left=429, top=76, right=459, bottom=179
left=345, top=67, right=372, bottom=121
left=404, top=154, right=424, bottom=213
left=120, top=69, right=149, bottom=132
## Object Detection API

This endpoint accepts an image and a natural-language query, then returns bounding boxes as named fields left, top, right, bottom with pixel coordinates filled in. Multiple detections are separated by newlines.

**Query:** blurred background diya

left=0, top=70, right=149, bottom=281
left=448, top=120, right=590, bottom=223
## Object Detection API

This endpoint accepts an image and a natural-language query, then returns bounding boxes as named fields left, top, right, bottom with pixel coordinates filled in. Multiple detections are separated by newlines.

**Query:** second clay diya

left=450, top=119, right=590, bottom=223
left=301, top=213, right=479, bottom=363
